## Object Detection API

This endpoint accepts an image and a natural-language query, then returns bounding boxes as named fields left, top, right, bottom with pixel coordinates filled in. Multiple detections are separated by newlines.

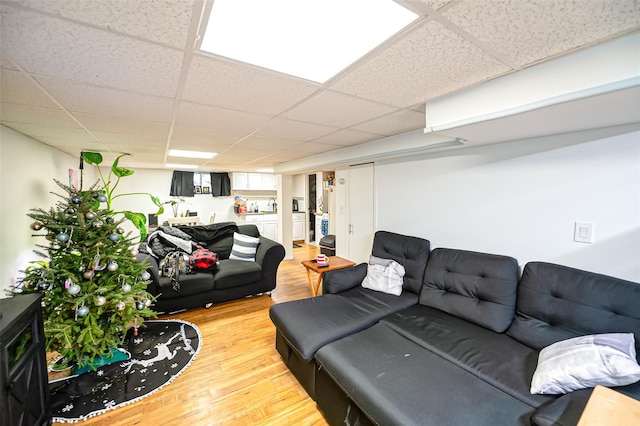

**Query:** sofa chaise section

left=269, top=230, right=430, bottom=397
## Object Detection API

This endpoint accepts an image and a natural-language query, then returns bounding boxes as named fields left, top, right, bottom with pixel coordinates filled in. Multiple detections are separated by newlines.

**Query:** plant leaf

left=82, top=152, right=103, bottom=165
left=113, top=166, right=134, bottom=178
left=123, top=211, right=147, bottom=241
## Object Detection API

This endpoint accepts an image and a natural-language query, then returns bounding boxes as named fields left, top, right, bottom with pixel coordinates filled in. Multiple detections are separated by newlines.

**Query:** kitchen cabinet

left=263, top=214, right=278, bottom=241
left=244, top=214, right=278, bottom=241
left=244, top=214, right=264, bottom=234
left=232, top=172, right=277, bottom=191
left=293, top=213, right=305, bottom=241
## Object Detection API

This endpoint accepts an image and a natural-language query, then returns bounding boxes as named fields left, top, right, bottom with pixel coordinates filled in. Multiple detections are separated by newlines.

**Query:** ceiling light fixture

left=256, top=168, right=274, bottom=173
left=200, top=0, right=417, bottom=83
left=168, top=149, right=217, bottom=159
left=165, top=163, right=199, bottom=169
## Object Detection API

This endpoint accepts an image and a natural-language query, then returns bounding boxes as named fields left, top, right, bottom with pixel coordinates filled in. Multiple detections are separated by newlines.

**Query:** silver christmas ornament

left=121, top=283, right=132, bottom=293
left=116, top=301, right=126, bottom=311
left=95, top=296, right=106, bottom=306
left=85, top=211, right=95, bottom=220
left=77, top=306, right=89, bottom=317
left=141, top=271, right=151, bottom=281
left=67, top=284, right=81, bottom=295
left=107, top=261, right=119, bottom=272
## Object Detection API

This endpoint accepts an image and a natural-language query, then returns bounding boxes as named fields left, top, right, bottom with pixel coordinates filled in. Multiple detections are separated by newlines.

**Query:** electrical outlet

left=574, top=222, right=594, bottom=243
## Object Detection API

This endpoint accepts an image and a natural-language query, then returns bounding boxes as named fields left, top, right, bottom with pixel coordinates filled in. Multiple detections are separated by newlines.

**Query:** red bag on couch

left=189, top=246, right=219, bottom=270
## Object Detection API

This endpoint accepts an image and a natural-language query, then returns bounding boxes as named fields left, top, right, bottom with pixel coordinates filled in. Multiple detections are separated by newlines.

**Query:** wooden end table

left=301, top=256, right=356, bottom=296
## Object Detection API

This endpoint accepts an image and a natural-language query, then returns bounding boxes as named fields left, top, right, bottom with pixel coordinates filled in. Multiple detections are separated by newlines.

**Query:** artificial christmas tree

left=13, top=152, right=162, bottom=373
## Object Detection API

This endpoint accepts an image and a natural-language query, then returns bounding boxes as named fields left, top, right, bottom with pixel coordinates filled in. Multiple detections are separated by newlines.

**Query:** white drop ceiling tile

left=36, top=136, right=104, bottom=149
left=282, top=90, right=398, bottom=128
left=0, top=53, right=20, bottom=71
left=443, top=0, right=640, bottom=67
left=0, top=69, right=58, bottom=108
left=37, top=77, right=175, bottom=123
left=71, top=113, right=169, bottom=138
left=175, top=102, right=271, bottom=133
left=263, top=150, right=311, bottom=162
left=293, top=142, right=347, bottom=154
left=0, top=6, right=183, bottom=97
left=402, top=0, right=452, bottom=12
left=218, top=146, right=273, bottom=161
left=17, top=0, right=195, bottom=49
left=89, top=131, right=167, bottom=149
left=351, top=109, right=425, bottom=136
left=330, top=20, right=511, bottom=107
left=170, top=125, right=246, bottom=146
left=312, top=128, right=386, bottom=147
left=254, top=118, right=338, bottom=141
left=0, top=103, right=77, bottom=127
left=237, top=135, right=304, bottom=151
left=183, top=54, right=320, bottom=115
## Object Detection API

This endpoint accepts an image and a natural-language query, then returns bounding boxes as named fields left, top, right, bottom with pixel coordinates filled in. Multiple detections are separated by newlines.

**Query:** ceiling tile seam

left=2, top=53, right=108, bottom=151
left=2, top=1, right=187, bottom=53
left=164, top=0, right=208, bottom=166
left=418, top=4, right=522, bottom=71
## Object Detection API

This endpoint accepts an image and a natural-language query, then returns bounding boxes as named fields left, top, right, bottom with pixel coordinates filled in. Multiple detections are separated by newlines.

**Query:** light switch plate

left=574, top=222, right=594, bottom=243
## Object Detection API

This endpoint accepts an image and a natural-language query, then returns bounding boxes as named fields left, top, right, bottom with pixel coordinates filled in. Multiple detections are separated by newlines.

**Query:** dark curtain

left=170, top=170, right=194, bottom=197
left=210, top=172, right=231, bottom=197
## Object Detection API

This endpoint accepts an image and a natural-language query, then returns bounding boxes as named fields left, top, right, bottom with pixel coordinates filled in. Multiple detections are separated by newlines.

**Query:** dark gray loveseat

left=269, top=230, right=640, bottom=425
left=139, top=222, right=285, bottom=313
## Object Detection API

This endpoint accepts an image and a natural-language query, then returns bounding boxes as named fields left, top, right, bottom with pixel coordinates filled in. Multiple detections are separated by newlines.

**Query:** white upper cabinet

left=232, top=172, right=277, bottom=190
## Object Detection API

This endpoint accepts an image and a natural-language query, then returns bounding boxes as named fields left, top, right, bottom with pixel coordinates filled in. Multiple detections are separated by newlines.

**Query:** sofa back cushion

left=419, top=248, right=519, bottom=333
left=371, top=231, right=430, bottom=295
left=507, top=262, right=640, bottom=355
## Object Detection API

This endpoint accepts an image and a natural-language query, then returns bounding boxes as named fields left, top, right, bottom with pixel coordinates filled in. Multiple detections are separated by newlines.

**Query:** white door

left=346, top=163, right=374, bottom=264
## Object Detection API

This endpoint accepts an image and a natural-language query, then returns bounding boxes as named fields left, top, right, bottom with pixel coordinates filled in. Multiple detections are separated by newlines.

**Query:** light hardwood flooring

left=58, top=243, right=329, bottom=426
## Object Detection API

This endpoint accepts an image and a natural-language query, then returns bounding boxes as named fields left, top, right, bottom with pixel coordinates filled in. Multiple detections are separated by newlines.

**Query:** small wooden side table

left=301, top=256, right=356, bottom=296
left=577, top=385, right=640, bottom=425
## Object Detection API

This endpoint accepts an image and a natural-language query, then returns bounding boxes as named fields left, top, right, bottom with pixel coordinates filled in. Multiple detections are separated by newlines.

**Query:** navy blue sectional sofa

left=269, top=231, right=640, bottom=425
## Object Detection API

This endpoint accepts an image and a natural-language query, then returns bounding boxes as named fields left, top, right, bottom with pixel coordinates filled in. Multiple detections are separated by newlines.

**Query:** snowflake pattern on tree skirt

left=50, top=320, right=202, bottom=423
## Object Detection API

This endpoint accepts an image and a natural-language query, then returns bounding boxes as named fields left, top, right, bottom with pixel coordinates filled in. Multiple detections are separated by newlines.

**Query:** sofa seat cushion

left=316, top=322, right=535, bottom=426
left=269, top=286, right=418, bottom=361
left=381, top=304, right=553, bottom=408
left=420, top=248, right=519, bottom=333
left=157, top=272, right=215, bottom=298
left=213, top=259, right=262, bottom=289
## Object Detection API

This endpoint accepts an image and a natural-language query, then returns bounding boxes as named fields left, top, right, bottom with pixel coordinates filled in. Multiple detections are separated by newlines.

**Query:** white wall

left=100, top=167, right=237, bottom=236
left=0, top=126, right=93, bottom=296
left=375, top=124, right=640, bottom=282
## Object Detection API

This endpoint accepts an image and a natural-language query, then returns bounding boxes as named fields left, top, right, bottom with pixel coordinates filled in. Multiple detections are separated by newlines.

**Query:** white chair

left=167, top=217, right=199, bottom=227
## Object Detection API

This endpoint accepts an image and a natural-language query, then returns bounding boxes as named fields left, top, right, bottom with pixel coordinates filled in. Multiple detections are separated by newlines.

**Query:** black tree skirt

left=50, top=319, right=201, bottom=423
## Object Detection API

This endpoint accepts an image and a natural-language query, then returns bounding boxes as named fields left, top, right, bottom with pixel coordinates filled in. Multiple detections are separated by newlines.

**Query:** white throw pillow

left=361, top=256, right=405, bottom=296
left=229, top=232, right=259, bottom=262
left=530, top=333, right=640, bottom=395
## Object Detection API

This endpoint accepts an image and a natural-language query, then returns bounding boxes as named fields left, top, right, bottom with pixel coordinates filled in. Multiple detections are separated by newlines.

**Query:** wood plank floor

left=58, top=243, right=329, bottom=426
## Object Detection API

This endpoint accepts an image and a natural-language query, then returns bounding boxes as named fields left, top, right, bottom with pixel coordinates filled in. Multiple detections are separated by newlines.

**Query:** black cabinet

left=0, top=294, right=52, bottom=426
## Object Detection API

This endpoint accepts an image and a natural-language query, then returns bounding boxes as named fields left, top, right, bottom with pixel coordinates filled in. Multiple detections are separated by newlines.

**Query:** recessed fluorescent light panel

left=165, top=163, right=199, bottom=169
left=200, top=0, right=417, bottom=83
left=168, top=149, right=217, bottom=159
left=256, top=168, right=274, bottom=173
